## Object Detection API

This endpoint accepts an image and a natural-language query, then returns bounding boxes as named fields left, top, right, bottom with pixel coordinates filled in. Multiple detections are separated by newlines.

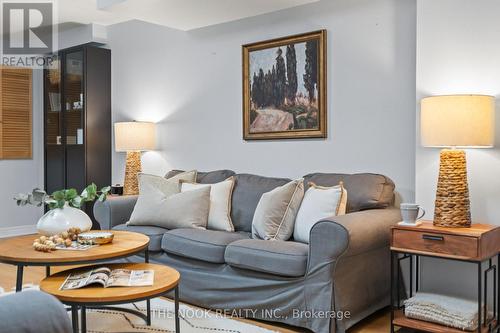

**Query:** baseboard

left=0, top=225, right=36, bottom=238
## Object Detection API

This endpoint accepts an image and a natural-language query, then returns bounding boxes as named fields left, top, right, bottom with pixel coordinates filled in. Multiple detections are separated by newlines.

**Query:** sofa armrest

left=0, top=290, right=72, bottom=333
left=307, top=208, right=401, bottom=272
left=93, top=195, right=138, bottom=230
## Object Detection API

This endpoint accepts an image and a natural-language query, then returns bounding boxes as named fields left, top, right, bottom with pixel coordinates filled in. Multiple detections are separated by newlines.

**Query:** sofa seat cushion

left=161, top=229, right=251, bottom=263
left=225, top=239, right=309, bottom=277
left=112, top=224, right=168, bottom=252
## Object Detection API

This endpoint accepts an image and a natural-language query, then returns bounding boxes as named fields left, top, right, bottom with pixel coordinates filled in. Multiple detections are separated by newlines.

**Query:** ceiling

left=57, top=0, right=320, bottom=31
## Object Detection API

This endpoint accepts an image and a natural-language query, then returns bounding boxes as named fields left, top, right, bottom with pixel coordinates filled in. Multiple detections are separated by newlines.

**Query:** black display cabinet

left=44, top=44, right=111, bottom=228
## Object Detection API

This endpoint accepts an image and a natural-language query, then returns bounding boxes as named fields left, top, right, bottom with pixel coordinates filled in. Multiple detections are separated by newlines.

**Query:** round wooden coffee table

left=0, top=230, right=150, bottom=291
left=40, top=263, right=180, bottom=333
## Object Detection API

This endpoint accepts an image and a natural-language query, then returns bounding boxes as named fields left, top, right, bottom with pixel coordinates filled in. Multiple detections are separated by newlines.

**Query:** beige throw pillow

left=128, top=170, right=197, bottom=225
left=181, top=177, right=235, bottom=232
left=293, top=182, right=347, bottom=243
left=146, top=187, right=210, bottom=229
left=251, top=179, right=305, bottom=241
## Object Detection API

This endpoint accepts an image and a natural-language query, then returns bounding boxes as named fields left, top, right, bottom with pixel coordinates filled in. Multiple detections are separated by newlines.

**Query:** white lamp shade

left=114, top=121, right=156, bottom=152
left=421, top=95, right=495, bottom=148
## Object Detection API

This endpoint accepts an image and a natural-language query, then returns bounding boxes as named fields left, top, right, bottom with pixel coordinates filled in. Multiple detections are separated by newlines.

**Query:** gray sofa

left=94, top=170, right=401, bottom=333
left=0, top=290, right=72, bottom=333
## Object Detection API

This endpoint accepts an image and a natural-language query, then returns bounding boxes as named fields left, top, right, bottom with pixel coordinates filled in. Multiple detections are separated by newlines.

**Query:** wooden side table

left=40, top=263, right=180, bottom=333
left=390, top=221, right=500, bottom=333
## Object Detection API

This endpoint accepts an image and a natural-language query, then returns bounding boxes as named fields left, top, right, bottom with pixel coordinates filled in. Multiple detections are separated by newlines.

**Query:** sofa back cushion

left=166, top=169, right=235, bottom=184
left=302, top=173, right=395, bottom=213
left=231, top=174, right=291, bottom=232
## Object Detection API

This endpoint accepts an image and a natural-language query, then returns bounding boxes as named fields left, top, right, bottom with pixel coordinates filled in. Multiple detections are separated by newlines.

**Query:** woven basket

left=433, top=149, right=471, bottom=228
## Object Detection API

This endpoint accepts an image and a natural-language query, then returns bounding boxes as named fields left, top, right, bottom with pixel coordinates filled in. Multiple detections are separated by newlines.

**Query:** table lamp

left=421, top=95, right=495, bottom=227
left=114, top=121, right=156, bottom=195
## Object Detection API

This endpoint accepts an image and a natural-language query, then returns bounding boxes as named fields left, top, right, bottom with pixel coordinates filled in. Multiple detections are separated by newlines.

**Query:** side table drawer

left=392, top=229, right=478, bottom=259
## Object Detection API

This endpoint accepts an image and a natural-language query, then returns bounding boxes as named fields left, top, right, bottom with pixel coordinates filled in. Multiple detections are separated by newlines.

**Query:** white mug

left=400, top=203, right=425, bottom=225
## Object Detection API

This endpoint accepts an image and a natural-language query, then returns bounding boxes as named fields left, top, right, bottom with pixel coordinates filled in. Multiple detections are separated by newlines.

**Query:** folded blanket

left=404, top=292, right=483, bottom=331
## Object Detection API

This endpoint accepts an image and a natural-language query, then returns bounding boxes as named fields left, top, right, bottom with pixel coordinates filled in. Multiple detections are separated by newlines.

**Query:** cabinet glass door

left=64, top=50, right=85, bottom=191
left=45, top=55, right=65, bottom=193
left=45, top=55, right=62, bottom=145
left=64, top=50, right=84, bottom=145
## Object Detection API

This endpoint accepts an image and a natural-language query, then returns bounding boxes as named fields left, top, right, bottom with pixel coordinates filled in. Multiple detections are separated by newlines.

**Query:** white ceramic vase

left=37, top=204, right=92, bottom=236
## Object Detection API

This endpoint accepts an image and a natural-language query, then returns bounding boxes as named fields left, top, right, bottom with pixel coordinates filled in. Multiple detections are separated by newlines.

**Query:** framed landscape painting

left=242, top=30, right=327, bottom=140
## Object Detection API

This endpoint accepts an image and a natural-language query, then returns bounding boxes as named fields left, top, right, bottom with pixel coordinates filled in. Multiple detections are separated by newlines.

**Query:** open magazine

left=60, top=267, right=154, bottom=290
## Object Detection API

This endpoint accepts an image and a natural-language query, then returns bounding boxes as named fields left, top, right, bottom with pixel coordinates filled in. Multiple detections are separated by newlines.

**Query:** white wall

left=108, top=0, right=417, bottom=201
left=0, top=70, right=44, bottom=235
left=417, top=0, right=500, bottom=298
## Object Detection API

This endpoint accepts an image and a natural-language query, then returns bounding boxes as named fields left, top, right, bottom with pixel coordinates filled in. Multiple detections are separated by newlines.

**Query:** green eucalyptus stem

left=14, top=183, right=111, bottom=210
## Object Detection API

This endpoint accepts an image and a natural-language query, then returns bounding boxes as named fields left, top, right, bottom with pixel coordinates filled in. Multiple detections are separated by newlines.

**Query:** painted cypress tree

left=303, top=40, right=318, bottom=102
left=271, top=65, right=279, bottom=106
left=286, top=44, right=297, bottom=104
left=264, top=69, right=273, bottom=107
left=251, top=72, right=259, bottom=107
left=256, top=68, right=265, bottom=107
left=275, top=47, right=286, bottom=107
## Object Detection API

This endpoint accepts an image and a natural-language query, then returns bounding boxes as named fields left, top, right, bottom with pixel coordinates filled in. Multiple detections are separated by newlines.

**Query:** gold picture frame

left=242, top=30, right=327, bottom=140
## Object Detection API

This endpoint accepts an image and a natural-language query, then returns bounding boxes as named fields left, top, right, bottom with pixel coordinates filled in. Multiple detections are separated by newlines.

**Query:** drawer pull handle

left=422, top=234, right=444, bottom=241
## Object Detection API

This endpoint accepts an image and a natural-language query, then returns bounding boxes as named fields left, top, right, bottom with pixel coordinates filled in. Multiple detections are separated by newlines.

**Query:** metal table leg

left=390, top=251, right=394, bottom=333
left=143, top=247, right=151, bottom=325
left=71, top=305, right=79, bottom=333
left=81, top=305, right=87, bottom=333
left=15, top=265, right=24, bottom=292
left=146, top=299, right=151, bottom=325
left=498, top=254, right=500, bottom=332
left=478, top=261, right=482, bottom=333
left=175, top=285, right=180, bottom=333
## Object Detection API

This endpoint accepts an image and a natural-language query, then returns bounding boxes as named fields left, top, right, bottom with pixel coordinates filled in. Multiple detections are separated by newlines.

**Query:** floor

left=0, top=263, right=391, bottom=332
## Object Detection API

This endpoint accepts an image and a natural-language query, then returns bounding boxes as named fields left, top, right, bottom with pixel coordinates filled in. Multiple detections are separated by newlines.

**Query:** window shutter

left=0, top=66, right=32, bottom=159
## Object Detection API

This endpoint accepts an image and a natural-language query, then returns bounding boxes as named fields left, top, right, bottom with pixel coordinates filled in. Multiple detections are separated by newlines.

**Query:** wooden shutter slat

left=0, top=66, right=32, bottom=159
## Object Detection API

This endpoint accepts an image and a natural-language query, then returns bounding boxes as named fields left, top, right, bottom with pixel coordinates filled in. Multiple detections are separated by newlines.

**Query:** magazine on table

left=60, top=267, right=154, bottom=290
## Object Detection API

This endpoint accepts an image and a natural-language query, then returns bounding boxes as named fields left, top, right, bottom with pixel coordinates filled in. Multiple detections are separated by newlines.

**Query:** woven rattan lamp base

left=124, top=151, right=142, bottom=195
left=433, top=149, right=471, bottom=228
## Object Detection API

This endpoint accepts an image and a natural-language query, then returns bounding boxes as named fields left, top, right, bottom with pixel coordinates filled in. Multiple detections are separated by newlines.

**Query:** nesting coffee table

left=0, top=230, right=150, bottom=292
left=40, top=263, right=181, bottom=333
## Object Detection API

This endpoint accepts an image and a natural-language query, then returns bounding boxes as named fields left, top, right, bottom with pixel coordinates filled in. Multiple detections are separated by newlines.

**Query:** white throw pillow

left=293, top=182, right=347, bottom=243
left=181, top=177, right=235, bottom=232
left=251, top=179, right=305, bottom=241
left=128, top=170, right=197, bottom=225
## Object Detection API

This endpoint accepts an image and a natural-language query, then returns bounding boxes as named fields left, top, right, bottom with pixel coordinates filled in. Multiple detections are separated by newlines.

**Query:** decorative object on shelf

left=114, top=121, right=157, bottom=195
left=421, top=95, right=495, bottom=227
left=242, top=30, right=327, bottom=140
left=404, top=292, right=483, bottom=331
left=111, top=184, right=124, bottom=196
left=14, top=184, right=110, bottom=235
left=398, top=203, right=425, bottom=226
left=47, top=59, right=60, bottom=85
left=32, top=227, right=82, bottom=252
left=78, top=231, right=114, bottom=245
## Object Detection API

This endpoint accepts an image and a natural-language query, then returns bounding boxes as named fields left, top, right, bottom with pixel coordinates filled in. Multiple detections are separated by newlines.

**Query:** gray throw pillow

left=251, top=179, right=305, bottom=241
